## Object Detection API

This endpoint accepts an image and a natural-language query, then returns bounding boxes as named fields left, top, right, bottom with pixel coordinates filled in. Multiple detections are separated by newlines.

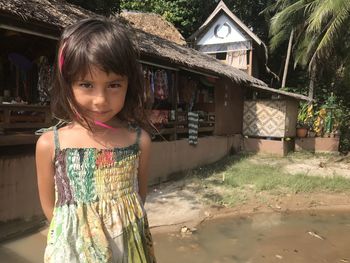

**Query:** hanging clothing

left=143, top=68, right=154, bottom=107
left=8, top=53, right=33, bottom=100
left=37, top=56, right=52, bottom=104
left=188, top=112, right=199, bottom=145
left=154, top=70, right=168, bottom=100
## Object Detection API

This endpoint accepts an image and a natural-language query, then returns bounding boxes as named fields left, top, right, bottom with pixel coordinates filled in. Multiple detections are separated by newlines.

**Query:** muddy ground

left=146, top=153, right=350, bottom=234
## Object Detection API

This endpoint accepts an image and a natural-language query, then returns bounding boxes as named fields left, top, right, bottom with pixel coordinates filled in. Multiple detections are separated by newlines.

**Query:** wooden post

left=173, top=71, right=179, bottom=140
left=3, top=108, right=10, bottom=124
left=248, top=48, right=253, bottom=76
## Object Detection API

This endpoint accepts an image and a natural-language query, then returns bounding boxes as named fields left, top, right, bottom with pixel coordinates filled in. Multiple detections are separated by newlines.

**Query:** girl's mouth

left=89, top=110, right=111, bottom=115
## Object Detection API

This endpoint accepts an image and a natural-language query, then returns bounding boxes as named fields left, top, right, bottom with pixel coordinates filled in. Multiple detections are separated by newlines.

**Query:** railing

left=0, top=104, right=52, bottom=134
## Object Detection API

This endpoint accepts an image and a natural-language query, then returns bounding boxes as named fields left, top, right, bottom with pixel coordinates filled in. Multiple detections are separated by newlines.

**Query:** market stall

left=0, top=28, right=55, bottom=135
left=143, top=62, right=216, bottom=142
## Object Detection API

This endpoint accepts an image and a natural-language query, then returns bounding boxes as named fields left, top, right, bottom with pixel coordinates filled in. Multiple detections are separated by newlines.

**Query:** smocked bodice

left=54, top=145, right=140, bottom=207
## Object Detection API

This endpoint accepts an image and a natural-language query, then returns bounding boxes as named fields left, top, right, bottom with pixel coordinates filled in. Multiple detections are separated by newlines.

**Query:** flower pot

left=296, top=127, right=308, bottom=138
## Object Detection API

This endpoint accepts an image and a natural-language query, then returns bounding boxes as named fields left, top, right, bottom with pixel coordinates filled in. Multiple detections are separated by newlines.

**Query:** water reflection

left=0, top=211, right=349, bottom=263
left=154, top=211, right=350, bottom=263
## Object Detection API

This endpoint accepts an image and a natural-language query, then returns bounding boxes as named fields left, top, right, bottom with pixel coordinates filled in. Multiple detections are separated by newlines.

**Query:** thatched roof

left=120, top=11, right=186, bottom=46
left=133, top=29, right=311, bottom=101
left=0, top=0, right=95, bottom=29
left=134, top=29, right=266, bottom=85
left=0, top=0, right=310, bottom=101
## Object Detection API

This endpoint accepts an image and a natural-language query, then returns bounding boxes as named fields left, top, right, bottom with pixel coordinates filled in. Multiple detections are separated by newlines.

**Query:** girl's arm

left=36, top=132, right=55, bottom=223
left=138, top=129, right=151, bottom=204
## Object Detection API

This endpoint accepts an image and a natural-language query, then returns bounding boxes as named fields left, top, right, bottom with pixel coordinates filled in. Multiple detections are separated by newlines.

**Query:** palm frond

left=270, top=0, right=307, bottom=35
left=261, top=0, right=295, bottom=15
left=267, top=0, right=350, bottom=74
left=313, top=10, right=350, bottom=60
left=307, top=0, right=347, bottom=33
left=270, top=29, right=291, bottom=51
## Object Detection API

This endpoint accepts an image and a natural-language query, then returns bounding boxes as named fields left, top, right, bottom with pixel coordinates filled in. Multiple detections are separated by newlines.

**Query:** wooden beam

left=0, top=134, right=39, bottom=146
left=248, top=49, right=253, bottom=76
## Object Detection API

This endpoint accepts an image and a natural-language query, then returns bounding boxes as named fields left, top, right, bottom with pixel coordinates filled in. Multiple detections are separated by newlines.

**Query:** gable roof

left=120, top=11, right=186, bottom=46
left=189, top=0, right=262, bottom=45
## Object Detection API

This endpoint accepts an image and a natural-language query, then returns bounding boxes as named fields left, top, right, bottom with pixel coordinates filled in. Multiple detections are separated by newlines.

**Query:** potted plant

left=296, top=121, right=309, bottom=138
left=296, top=103, right=311, bottom=138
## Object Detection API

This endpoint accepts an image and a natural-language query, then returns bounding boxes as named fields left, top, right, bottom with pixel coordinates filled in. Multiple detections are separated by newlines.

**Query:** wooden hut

left=188, top=0, right=267, bottom=78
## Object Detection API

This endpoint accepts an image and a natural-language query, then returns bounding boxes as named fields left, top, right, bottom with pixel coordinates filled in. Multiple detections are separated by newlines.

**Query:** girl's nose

left=93, top=90, right=108, bottom=105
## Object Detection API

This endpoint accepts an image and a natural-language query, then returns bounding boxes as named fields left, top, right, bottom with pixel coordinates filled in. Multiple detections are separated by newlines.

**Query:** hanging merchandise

left=8, top=53, right=34, bottom=101
left=37, top=56, right=52, bottom=104
left=188, top=111, right=199, bottom=145
left=166, top=70, right=173, bottom=102
left=154, top=70, right=169, bottom=100
left=8, top=53, right=33, bottom=71
left=150, top=69, right=155, bottom=99
left=179, top=76, right=198, bottom=107
left=143, top=67, right=154, bottom=107
left=150, top=110, right=169, bottom=128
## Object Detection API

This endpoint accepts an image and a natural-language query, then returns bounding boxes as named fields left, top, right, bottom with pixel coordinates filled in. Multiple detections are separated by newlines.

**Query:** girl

left=36, top=18, right=156, bottom=263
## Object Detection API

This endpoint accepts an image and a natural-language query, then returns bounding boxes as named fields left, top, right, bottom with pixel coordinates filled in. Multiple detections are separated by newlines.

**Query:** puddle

left=0, top=211, right=349, bottom=263
left=153, top=211, right=350, bottom=263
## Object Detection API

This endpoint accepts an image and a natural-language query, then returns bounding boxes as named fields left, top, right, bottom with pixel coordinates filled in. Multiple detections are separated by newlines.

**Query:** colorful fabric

left=188, top=112, right=199, bottom=145
left=45, top=126, right=156, bottom=263
left=154, top=70, right=168, bottom=100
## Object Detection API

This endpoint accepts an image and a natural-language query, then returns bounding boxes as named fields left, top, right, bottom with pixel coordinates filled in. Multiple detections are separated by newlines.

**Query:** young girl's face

left=72, top=65, right=128, bottom=124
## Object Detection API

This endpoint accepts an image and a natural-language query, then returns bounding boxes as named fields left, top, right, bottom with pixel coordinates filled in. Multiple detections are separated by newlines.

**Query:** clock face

left=214, top=22, right=231, bottom=39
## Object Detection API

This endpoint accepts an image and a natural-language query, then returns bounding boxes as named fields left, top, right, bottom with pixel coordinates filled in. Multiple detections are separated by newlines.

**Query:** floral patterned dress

left=45, top=126, right=156, bottom=263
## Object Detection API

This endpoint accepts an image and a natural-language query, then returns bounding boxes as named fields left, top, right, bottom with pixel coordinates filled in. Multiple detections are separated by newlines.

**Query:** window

left=216, top=52, right=227, bottom=61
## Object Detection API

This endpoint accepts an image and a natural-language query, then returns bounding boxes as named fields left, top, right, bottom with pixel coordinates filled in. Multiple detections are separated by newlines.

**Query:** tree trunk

left=281, top=29, right=294, bottom=88
left=308, top=70, right=316, bottom=101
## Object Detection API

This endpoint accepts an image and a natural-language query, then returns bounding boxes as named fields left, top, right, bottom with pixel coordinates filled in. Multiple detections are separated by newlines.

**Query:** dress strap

left=135, top=127, right=142, bottom=146
left=53, top=126, right=61, bottom=151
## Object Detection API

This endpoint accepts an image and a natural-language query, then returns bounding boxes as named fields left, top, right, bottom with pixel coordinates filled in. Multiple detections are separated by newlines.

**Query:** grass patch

left=188, top=153, right=350, bottom=206
left=225, top=162, right=350, bottom=193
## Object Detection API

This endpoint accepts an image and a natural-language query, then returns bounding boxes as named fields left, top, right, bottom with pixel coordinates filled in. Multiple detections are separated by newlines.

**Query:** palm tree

left=263, top=0, right=350, bottom=99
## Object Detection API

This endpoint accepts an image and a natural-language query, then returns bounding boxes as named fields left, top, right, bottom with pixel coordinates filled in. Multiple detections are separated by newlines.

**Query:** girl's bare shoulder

left=56, top=122, right=81, bottom=133
left=36, top=130, right=55, bottom=154
left=138, top=128, right=151, bottom=149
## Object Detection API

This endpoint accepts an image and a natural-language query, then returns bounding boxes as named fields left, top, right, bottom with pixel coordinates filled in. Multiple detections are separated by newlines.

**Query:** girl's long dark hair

left=51, top=17, right=149, bottom=130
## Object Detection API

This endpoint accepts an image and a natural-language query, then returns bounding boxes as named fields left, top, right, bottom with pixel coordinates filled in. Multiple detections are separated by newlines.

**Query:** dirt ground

left=249, top=153, right=350, bottom=178
left=146, top=153, right=350, bottom=234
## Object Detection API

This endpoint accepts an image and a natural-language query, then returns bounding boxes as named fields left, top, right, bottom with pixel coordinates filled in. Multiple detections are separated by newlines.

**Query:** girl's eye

left=109, top=83, right=121, bottom=89
left=79, top=83, right=92, bottom=89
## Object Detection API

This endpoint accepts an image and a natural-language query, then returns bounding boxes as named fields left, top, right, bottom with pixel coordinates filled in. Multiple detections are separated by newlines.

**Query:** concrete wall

left=242, top=137, right=294, bottom=156
left=0, top=145, right=42, bottom=222
left=295, top=137, right=340, bottom=152
left=148, top=135, right=242, bottom=183
left=0, top=135, right=242, bottom=222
